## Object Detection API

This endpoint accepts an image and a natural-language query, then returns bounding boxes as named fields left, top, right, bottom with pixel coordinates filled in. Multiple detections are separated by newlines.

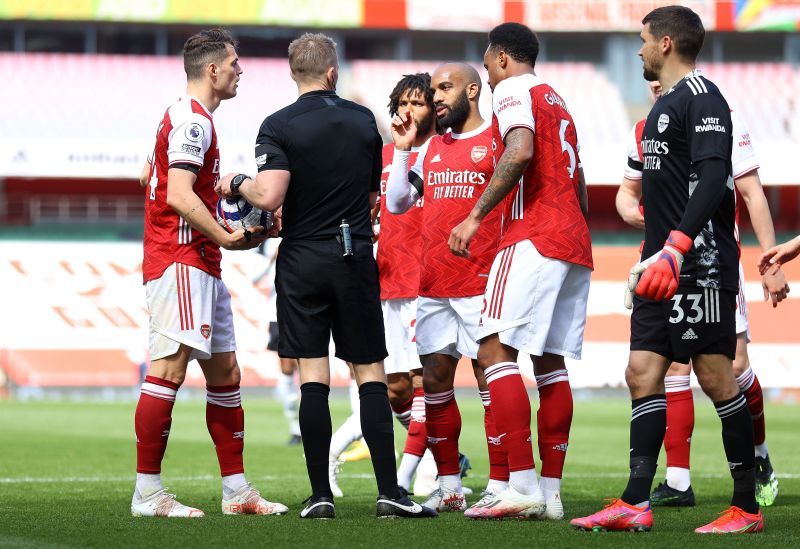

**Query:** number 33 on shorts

left=668, top=289, right=722, bottom=325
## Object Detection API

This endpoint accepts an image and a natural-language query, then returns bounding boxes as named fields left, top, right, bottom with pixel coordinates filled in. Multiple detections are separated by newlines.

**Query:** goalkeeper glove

left=624, top=230, right=693, bottom=308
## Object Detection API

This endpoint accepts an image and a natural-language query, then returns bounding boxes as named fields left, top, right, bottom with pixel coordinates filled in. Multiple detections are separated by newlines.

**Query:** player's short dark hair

left=642, top=5, right=705, bottom=62
left=387, top=73, right=433, bottom=117
left=183, top=28, right=237, bottom=81
left=488, top=22, right=539, bottom=67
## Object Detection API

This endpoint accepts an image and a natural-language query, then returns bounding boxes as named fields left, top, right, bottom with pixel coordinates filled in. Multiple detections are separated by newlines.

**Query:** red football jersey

left=411, top=122, right=501, bottom=297
left=377, top=143, right=424, bottom=300
left=492, top=74, right=593, bottom=270
left=143, top=96, right=222, bottom=283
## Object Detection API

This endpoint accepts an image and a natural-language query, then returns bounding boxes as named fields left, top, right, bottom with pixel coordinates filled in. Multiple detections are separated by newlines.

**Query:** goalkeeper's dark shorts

left=275, top=238, right=387, bottom=365
left=629, top=286, right=736, bottom=364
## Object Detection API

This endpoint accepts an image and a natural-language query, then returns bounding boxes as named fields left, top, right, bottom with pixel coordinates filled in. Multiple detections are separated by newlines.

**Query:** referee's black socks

left=359, top=381, right=399, bottom=498
left=299, top=382, right=333, bottom=498
left=621, top=394, right=667, bottom=506
left=715, top=393, right=758, bottom=513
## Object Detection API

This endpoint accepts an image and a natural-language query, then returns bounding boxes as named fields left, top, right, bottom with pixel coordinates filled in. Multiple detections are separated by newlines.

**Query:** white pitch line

left=2, top=472, right=800, bottom=484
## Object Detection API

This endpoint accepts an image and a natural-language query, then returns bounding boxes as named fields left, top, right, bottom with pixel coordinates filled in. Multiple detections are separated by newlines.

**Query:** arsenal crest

left=200, top=324, right=211, bottom=340
left=471, top=145, right=488, bottom=163
left=657, top=113, right=669, bottom=133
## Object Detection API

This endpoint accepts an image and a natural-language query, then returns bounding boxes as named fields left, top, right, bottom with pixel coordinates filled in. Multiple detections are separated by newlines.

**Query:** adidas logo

left=431, top=153, right=442, bottom=163
left=552, top=443, right=568, bottom=452
left=681, top=328, right=699, bottom=340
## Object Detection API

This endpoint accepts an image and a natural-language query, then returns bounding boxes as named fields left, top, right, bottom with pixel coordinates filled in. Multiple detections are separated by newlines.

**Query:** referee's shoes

left=300, top=488, right=437, bottom=519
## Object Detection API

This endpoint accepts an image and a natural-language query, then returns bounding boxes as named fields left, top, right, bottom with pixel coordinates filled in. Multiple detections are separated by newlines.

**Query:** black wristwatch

left=230, top=173, right=249, bottom=196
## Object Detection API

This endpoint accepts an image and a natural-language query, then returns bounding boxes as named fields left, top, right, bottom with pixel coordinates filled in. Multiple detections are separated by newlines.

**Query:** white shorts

left=146, top=263, right=236, bottom=361
left=478, top=240, right=591, bottom=359
left=382, top=297, right=419, bottom=374
left=415, top=295, right=483, bottom=359
left=736, top=261, right=750, bottom=342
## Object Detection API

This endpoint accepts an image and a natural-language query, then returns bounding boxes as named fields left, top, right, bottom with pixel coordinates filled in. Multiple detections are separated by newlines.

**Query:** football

left=216, top=196, right=273, bottom=234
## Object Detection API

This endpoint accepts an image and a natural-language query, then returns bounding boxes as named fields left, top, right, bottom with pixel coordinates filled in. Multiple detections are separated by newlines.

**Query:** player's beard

left=416, top=112, right=434, bottom=138
left=642, top=53, right=662, bottom=82
left=436, top=90, right=470, bottom=132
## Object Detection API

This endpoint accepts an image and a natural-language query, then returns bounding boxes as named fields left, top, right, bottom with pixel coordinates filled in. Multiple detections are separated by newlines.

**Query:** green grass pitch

left=1, top=395, right=798, bottom=548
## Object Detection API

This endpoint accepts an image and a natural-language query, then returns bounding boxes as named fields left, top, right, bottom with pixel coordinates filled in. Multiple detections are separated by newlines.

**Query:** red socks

left=403, top=387, right=427, bottom=457
left=480, top=390, right=509, bottom=482
left=664, top=375, right=694, bottom=469
left=206, top=384, right=245, bottom=477
left=392, top=393, right=414, bottom=430
left=135, top=375, right=178, bottom=474
left=424, top=389, right=461, bottom=476
left=737, top=368, right=766, bottom=446
left=535, top=370, right=572, bottom=479
left=484, top=363, right=535, bottom=472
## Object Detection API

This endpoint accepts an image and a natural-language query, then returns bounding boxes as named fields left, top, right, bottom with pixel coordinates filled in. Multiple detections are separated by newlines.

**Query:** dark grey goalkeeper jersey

left=640, top=71, right=737, bottom=292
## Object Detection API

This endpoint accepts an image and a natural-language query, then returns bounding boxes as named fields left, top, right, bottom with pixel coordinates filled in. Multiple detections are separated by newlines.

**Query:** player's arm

left=139, top=158, right=152, bottom=188
left=616, top=176, right=645, bottom=229
left=167, top=168, right=264, bottom=250
left=736, top=169, right=789, bottom=306
left=759, top=236, right=800, bottom=273
left=387, top=111, right=423, bottom=214
left=577, top=165, right=589, bottom=218
left=449, top=127, right=533, bottom=257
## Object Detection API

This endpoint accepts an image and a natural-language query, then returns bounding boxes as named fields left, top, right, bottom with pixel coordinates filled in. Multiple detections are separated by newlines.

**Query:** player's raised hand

left=390, top=111, right=417, bottom=151
left=634, top=230, right=693, bottom=303
left=448, top=215, right=481, bottom=257
left=758, top=235, right=800, bottom=275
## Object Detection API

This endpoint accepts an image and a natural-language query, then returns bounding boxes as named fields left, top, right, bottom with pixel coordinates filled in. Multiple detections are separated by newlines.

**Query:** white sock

left=755, top=442, right=769, bottom=459
left=539, top=476, right=561, bottom=498
left=222, top=473, right=248, bottom=497
left=485, top=479, right=508, bottom=494
left=397, top=453, right=422, bottom=490
left=439, top=474, right=462, bottom=493
left=509, top=468, right=539, bottom=495
left=275, top=373, right=300, bottom=436
left=349, top=378, right=360, bottom=415
left=666, top=466, right=691, bottom=491
left=329, top=413, right=362, bottom=459
left=135, top=473, right=162, bottom=500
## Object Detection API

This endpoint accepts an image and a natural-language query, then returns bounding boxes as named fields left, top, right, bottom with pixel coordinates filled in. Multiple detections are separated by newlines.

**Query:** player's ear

left=466, top=82, right=479, bottom=101
left=498, top=50, right=508, bottom=70
left=661, top=35, right=672, bottom=56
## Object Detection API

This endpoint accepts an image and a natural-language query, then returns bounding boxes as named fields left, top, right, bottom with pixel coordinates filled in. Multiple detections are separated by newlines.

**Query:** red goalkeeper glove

left=624, top=231, right=693, bottom=307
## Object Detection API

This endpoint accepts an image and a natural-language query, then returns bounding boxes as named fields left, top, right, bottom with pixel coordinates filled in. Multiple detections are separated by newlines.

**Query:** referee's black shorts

left=630, top=286, right=736, bottom=364
left=275, top=238, right=388, bottom=364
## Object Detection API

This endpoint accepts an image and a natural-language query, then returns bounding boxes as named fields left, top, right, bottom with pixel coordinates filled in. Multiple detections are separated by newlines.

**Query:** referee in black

left=217, top=33, right=435, bottom=520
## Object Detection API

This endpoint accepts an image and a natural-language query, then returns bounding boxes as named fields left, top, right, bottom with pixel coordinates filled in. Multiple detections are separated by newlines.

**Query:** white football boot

left=463, top=486, right=546, bottom=520
left=421, top=486, right=467, bottom=512
left=131, top=488, right=204, bottom=518
left=328, top=457, right=344, bottom=498
left=222, top=483, right=288, bottom=515
left=542, top=490, right=564, bottom=520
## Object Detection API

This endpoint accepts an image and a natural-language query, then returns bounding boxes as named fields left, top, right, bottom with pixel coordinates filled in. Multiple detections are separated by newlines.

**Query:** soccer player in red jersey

left=133, top=29, right=286, bottom=518
left=618, top=81, right=787, bottom=508
left=449, top=23, right=592, bottom=520
left=387, top=63, right=509, bottom=512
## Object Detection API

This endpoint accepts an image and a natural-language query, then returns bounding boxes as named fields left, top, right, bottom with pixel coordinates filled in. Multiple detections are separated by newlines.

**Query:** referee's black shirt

left=254, top=90, right=382, bottom=240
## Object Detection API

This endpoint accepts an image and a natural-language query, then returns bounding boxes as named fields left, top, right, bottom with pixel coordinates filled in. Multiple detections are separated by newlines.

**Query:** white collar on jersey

left=183, top=95, right=213, bottom=116
left=662, top=68, right=703, bottom=97
left=449, top=119, right=491, bottom=140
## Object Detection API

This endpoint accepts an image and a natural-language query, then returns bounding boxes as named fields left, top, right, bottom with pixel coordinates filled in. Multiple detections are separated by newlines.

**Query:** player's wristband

left=230, top=173, right=250, bottom=196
